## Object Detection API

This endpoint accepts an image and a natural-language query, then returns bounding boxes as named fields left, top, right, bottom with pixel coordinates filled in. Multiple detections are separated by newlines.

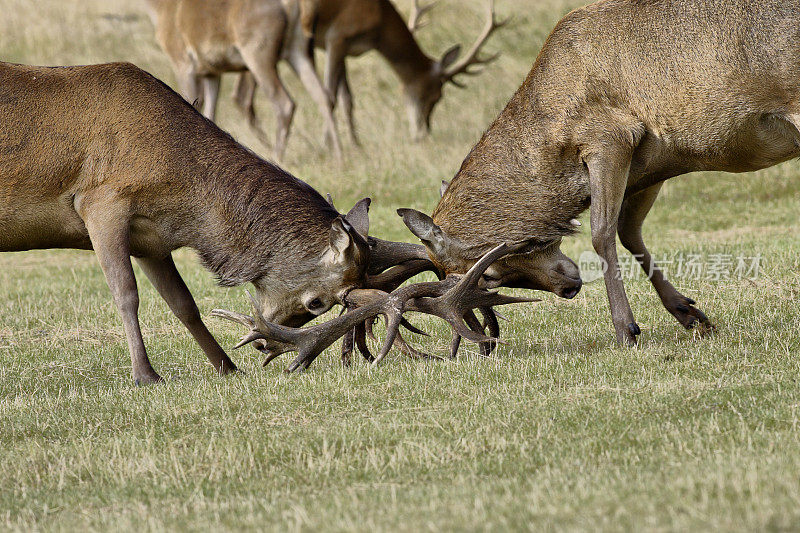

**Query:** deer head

left=403, top=0, right=507, bottom=140
left=244, top=197, right=436, bottom=355
left=248, top=209, right=370, bottom=329
left=397, top=209, right=582, bottom=300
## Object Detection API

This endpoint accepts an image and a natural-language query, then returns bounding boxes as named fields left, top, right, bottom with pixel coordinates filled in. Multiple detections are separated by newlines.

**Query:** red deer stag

left=144, top=0, right=343, bottom=161
left=0, top=61, right=431, bottom=384
left=230, top=0, right=506, bottom=146
left=398, top=0, right=800, bottom=346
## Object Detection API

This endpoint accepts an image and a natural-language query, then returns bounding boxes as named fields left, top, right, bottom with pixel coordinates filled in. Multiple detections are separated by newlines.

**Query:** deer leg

left=136, top=255, right=239, bottom=375
left=323, top=37, right=360, bottom=147
left=84, top=214, right=162, bottom=385
left=287, top=46, right=343, bottom=161
left=618, top=184, right=714, bottom=335
left=588, top=152, right=640, bottom=346
left=240, top=46, right=296, bottom=161
left=200, top=75, right=221, bottom=122
left=338, top=69, right=360, bottom=147
left=232, top=72, right=272, bottom=148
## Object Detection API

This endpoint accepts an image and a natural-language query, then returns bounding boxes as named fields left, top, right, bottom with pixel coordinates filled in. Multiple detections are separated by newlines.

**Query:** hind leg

left=200, top=74, right=221, bottom=122
left=618, top=183, right=715, bottom=334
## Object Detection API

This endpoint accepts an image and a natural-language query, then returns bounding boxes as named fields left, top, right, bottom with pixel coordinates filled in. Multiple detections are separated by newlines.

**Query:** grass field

left=2, top=0, right=800, bottom=531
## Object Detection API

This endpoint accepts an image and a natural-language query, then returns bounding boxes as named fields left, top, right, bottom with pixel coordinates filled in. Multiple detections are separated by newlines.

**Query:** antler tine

left=480, top=306, right=501, bottom=353
left=449, top=331, right=462, bottom=359
left=442, top=306, right=500, bottom=359
left=374, top=306, right=405, bottom=366
left=341, top=328, right=355, bottom=367
left=354, top=322, right=375, bottom=363
left=365, top=316, right=379, bottom=341
left=463, top=309, right=498, bottom=357
left=408, top=0, right=436, bottom=33
left=210, top=308, right=255, bottom=329
left=392, top=329, right=441, bottom=360
left=443, top=0, right=508, bottom=81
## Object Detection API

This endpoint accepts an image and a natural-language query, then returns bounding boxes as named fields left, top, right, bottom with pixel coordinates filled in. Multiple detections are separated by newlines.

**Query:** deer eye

left=307, top=298, right=324, bottom=311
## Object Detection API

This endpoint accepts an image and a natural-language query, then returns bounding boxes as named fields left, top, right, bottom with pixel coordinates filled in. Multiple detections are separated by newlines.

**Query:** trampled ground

left=1, top=0, right=799, bottom=530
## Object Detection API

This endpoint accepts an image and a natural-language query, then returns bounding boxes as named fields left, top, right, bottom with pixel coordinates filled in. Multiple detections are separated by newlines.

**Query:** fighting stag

left=0, top=61, right=428, bottom=384
left=399, top=0, right=800, bottom=346
left=212, top=241, right=540, bottom=372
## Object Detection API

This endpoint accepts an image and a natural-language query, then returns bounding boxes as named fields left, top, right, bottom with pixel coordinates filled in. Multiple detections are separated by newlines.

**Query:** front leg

left=84, top=210, right=162, bottom=384
left=587, top=148, right=640, bottom=346
left=337, top=68, right=361, bottom=147
left=323, top=36, right=354, bottom=146
left=136, top=255, right=239, bottom=375
left=287, top=38, right=343, bottom=160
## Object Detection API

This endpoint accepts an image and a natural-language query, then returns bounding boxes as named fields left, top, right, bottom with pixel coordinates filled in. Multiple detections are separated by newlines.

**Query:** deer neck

left=185, top=147, right=338, bottom=287
left=433, top=92, right=590, bottom=251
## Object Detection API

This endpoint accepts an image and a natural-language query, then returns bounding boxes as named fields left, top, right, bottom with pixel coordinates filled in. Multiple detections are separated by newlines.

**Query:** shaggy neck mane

left=188, top=143, right=338, bottom=287
left=432, top=92, right=587, bottom=254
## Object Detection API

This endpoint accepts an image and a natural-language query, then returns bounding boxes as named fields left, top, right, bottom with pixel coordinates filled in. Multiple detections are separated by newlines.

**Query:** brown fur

left=404, top=0, right=800, bottom=344
left=0, top=61, right=369, bottom=383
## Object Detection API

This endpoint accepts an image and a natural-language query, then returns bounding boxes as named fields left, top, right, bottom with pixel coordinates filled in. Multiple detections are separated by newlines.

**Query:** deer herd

left=2, top=0, right=799, bottom=383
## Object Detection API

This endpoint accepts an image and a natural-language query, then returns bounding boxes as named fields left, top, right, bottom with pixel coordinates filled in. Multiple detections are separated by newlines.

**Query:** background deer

left=144, top=0, right=343, bottom=161
left=236, top=0, right=506, bottom=143
left=0, top=61, right=430, bottom=384
left=399, top=0, right=800, bottom=346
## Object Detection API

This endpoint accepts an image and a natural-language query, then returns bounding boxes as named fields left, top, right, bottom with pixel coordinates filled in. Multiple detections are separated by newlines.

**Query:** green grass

left=2, top=0, right=800, bottom=530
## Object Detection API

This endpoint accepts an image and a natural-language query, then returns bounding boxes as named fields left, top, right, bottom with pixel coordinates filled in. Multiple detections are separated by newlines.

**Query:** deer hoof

left=134, top=372, right=164, bottom=386
left=671, top=298, right=715, bottom=336
left=616, top=323, right=640, bottom=347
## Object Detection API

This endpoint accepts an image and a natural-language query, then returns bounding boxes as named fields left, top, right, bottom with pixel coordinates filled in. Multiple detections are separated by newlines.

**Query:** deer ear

left=329, top=217, right=356, bottom=261
left=345, top=197, right=371, bottom=238
left=439, top=45, right=461, bottom=71
left=397, top=208, right=447, bottom=255
left=440, top=180, right=450, bottom=198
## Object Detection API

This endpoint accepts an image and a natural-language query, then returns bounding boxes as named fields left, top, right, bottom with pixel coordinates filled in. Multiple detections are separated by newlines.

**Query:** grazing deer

left=398, top=0, right=800, bottom=346
left=144, top=0, right=343, bottom=161
left=231, top=0, right=506, bottom=146
left=0, top=61, right=429, bottom=384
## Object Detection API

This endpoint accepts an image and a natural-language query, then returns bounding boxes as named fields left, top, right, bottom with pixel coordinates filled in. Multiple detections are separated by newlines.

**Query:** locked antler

left=212, top=241, right=539, bottom=372
left=334, top=197, right=440, bottom=365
